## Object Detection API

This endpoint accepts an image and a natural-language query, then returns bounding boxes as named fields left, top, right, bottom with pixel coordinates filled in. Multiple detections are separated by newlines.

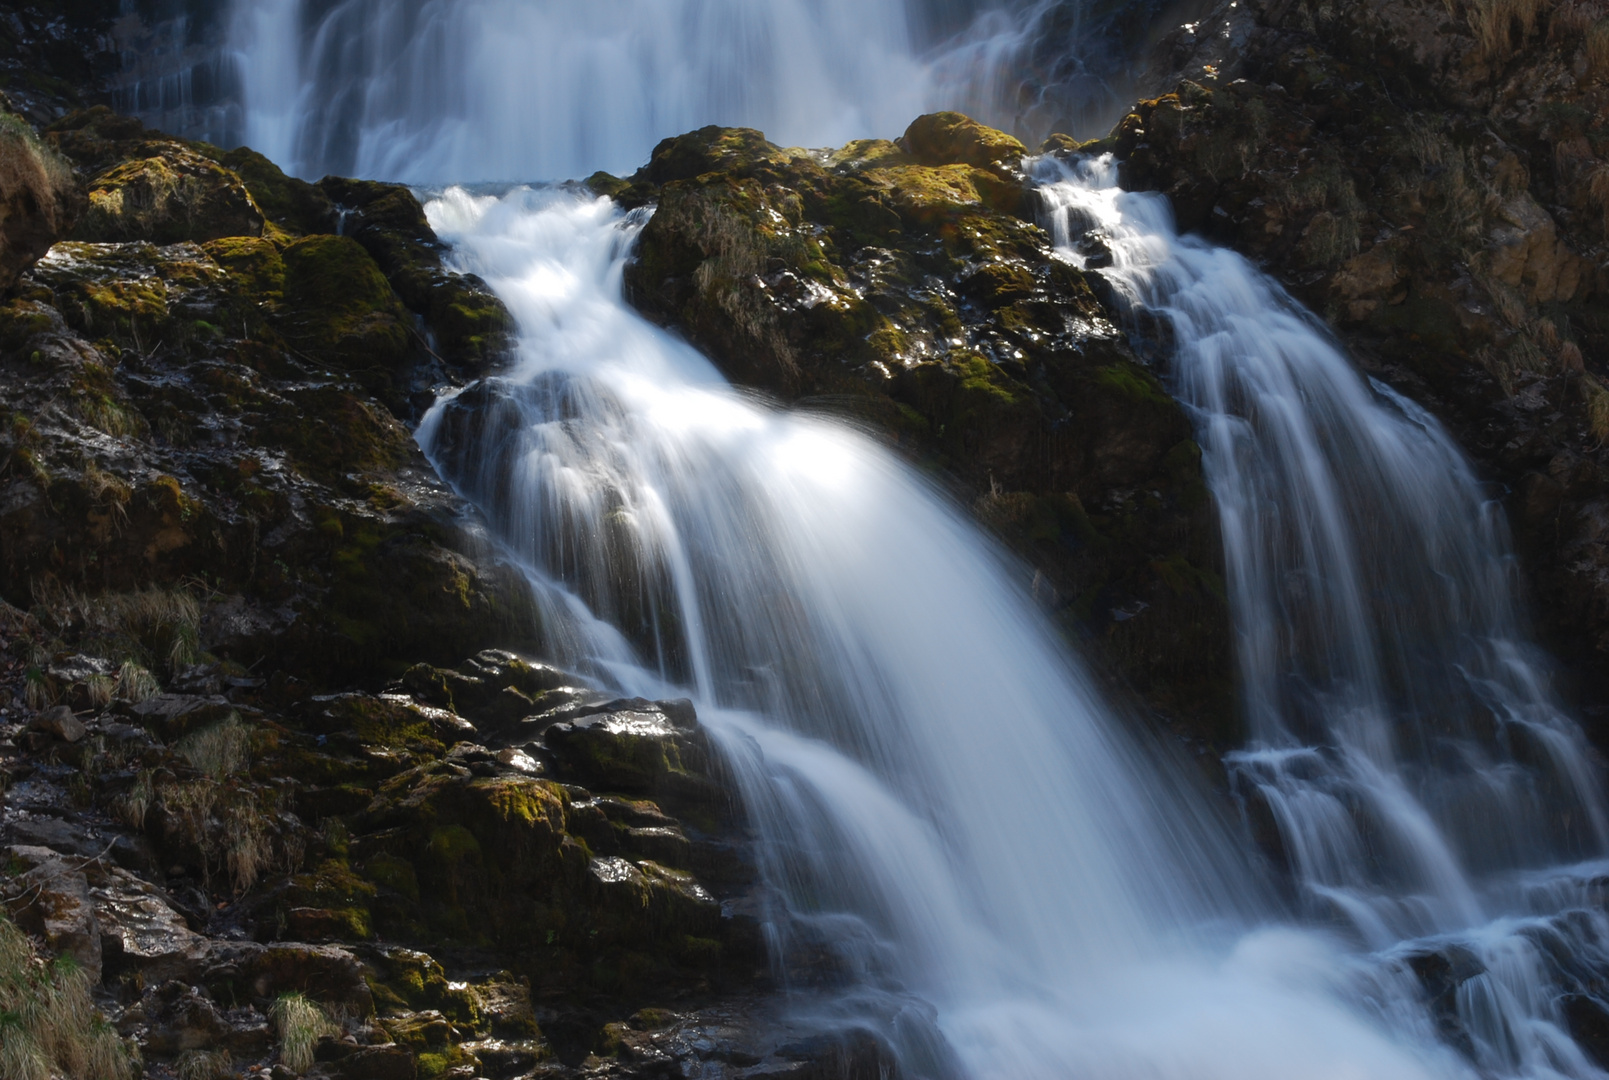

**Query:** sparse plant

left=174, top=1048, right=233, bottom=1080
left=0, top=914, right=135, bottom=1079
left=223, top=798, right=274, bottom=893
left=83, top=672, right=115, bottom=708
left=117, top=769, right=155, bottom=830
left=81, top=462, right=132, bottom=529
left=23, top=666, right=51, bottom=710
left=114, top=660, right=160, bottom=702
left=175, top=713, right=249, bottom=780
left=1588, top=18, right=1609, bottom=74
left=271, top=992, right=338, bottom=1072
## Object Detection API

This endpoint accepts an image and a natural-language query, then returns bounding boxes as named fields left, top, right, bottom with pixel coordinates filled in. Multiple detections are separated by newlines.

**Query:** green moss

left=1095, top=363, right=1172, bottom=405
left=277, top=234, right=411, bottom=375
left=956, top=355, right=1019, bottom=407
left=219, top=146, right=335, bottom=236
left=427, top=824, right=483, bottom=864
left=325, top=694, right=437, bottom=749
left=202, top=235, right=285, bottom=299
left=361, top=854, right=421, bottom=902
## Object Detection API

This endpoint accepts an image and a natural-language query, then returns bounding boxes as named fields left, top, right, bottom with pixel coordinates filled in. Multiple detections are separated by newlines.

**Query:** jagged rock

left=28, top=703, right=86, bottom=741
left=3, top=844, right=102, bottom=980
left=544, top=703, right=724, bottom=810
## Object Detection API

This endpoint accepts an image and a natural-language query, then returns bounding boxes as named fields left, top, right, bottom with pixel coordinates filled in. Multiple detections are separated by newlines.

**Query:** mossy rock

left=263, top=386, right=412, bottom=480
left=899, top=112, right=1026, bottom=170
left=638, top=125, right=801, bottom=185
left=315, top=177, right=514, bottom=377
left=276, top=234, right=413, bottom=378
left=543, top=707, right=724, bottom=815
left=202, top=235, right=285, bottom=301
left=218, top=146, right=336, bottom=237
left=73, top=145, right=265, bottom=244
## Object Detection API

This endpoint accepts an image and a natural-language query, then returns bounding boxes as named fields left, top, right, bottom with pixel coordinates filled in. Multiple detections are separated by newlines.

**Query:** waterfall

left=223, top=0, right=944, bottom=182
left=1036, top=153, right=1609, bottom=1079
left=212, top=0, right=1178, bottom=182
left=203, top=2, right=1609, bottom=1074
left=413, top=184, right=1485, bottom=1080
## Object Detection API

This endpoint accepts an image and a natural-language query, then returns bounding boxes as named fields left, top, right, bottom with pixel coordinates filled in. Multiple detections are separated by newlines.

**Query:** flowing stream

left=209, top=1, right=1609, bottom=1075
left=1036, top=154, right=1609, bottom=1079
left=415, top=183, right=1473, bottom=1080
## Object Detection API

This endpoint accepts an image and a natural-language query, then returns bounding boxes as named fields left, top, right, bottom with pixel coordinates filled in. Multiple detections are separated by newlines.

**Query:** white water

left=1037, top=154, right=1609, bottom=1079
left=224, top=0, right=939, bottom=181
left=413, top=185, right=1488, bottom=1079
left=215, top=0, right=1151, bottom=183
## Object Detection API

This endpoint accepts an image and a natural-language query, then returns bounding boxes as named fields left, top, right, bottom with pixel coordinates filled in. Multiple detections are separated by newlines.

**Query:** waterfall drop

left=1036, top=153, right=1609, bottom=1080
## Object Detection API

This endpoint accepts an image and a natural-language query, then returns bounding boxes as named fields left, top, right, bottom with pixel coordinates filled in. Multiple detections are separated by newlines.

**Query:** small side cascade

left=1035, top=151, right=1609, bottom=1079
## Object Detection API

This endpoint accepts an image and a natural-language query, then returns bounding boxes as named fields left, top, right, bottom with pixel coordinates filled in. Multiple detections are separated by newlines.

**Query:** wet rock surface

left=1111, top=0, right=1609, bottom=736
left=614, top=114, right=1234, bottom=745
left=0, top=93, right=885, bottom=1078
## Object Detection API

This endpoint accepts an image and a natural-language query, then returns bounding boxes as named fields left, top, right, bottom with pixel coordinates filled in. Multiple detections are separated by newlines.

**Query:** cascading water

left=223, top=0, right=942, bottom=181
left=414, top=182, right=1483, bottom=1080
left=208, top=0, right=1182, bottom=182
left=205, top=1, right=1609, bottom=1074
left=1036, top=153, right=1609, bottom=1079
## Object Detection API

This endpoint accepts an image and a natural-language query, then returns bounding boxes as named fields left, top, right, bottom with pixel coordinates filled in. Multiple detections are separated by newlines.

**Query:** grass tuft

left=0, top=914, right=135, bottom=1079
left=271, top=992, right=338, bottom=1072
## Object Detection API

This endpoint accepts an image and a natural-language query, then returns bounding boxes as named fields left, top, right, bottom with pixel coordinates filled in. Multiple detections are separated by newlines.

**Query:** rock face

left=615, top=115, right=1234, bottom=743
left=1104, top=0, right=1609, bottom=729
left=0, top=93, right=913, bottom=1078
left=0, top=105, right=522, bottom=685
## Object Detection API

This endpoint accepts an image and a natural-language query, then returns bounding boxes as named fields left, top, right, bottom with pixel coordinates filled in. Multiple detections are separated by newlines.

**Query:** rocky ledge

left=1115, top=0, right=1609, bottom=734
left=0, top=102, right=903, bottom=1078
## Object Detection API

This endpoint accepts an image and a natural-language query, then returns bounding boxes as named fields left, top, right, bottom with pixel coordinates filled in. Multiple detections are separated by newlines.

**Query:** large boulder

left=617, top=118, right=1233, bottom=742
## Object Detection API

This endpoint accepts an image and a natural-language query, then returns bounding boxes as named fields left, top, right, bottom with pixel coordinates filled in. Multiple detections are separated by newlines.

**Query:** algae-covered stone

left=316, top=177, right=513, bottom=379
left=218, top=145, right=337, bottom=237
left=75, top=145, right=264, bottom=244
left=277, top=233, right=413, bottom=382
left=899, top=111, right=1026, bottom=169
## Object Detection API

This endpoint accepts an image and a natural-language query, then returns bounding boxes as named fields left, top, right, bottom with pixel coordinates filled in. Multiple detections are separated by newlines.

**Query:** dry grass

left=271, top=992, right=339, bottom=1072
left=176, top=713, right=249, bottom=780
left=116, top=768, right=155, bottom=830
left=1449, top=0, right=1545, bottom=60
left=32, top=582, right=202, bottom=676
left=0, top=914, right=135, bottom=1079
left=174, top=1048, right=233, bottom=1080
left=159, top=771, right=290, bottom=894
left=115, top=660, right=160, bottom=703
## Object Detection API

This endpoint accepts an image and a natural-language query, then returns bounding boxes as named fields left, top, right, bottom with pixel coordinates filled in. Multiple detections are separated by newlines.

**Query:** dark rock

left=618, top=118, right=1233, bottom=744
left=29, top=703, right=86, bottom=742
left=1564, top=994, right=1609, bottom=1068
